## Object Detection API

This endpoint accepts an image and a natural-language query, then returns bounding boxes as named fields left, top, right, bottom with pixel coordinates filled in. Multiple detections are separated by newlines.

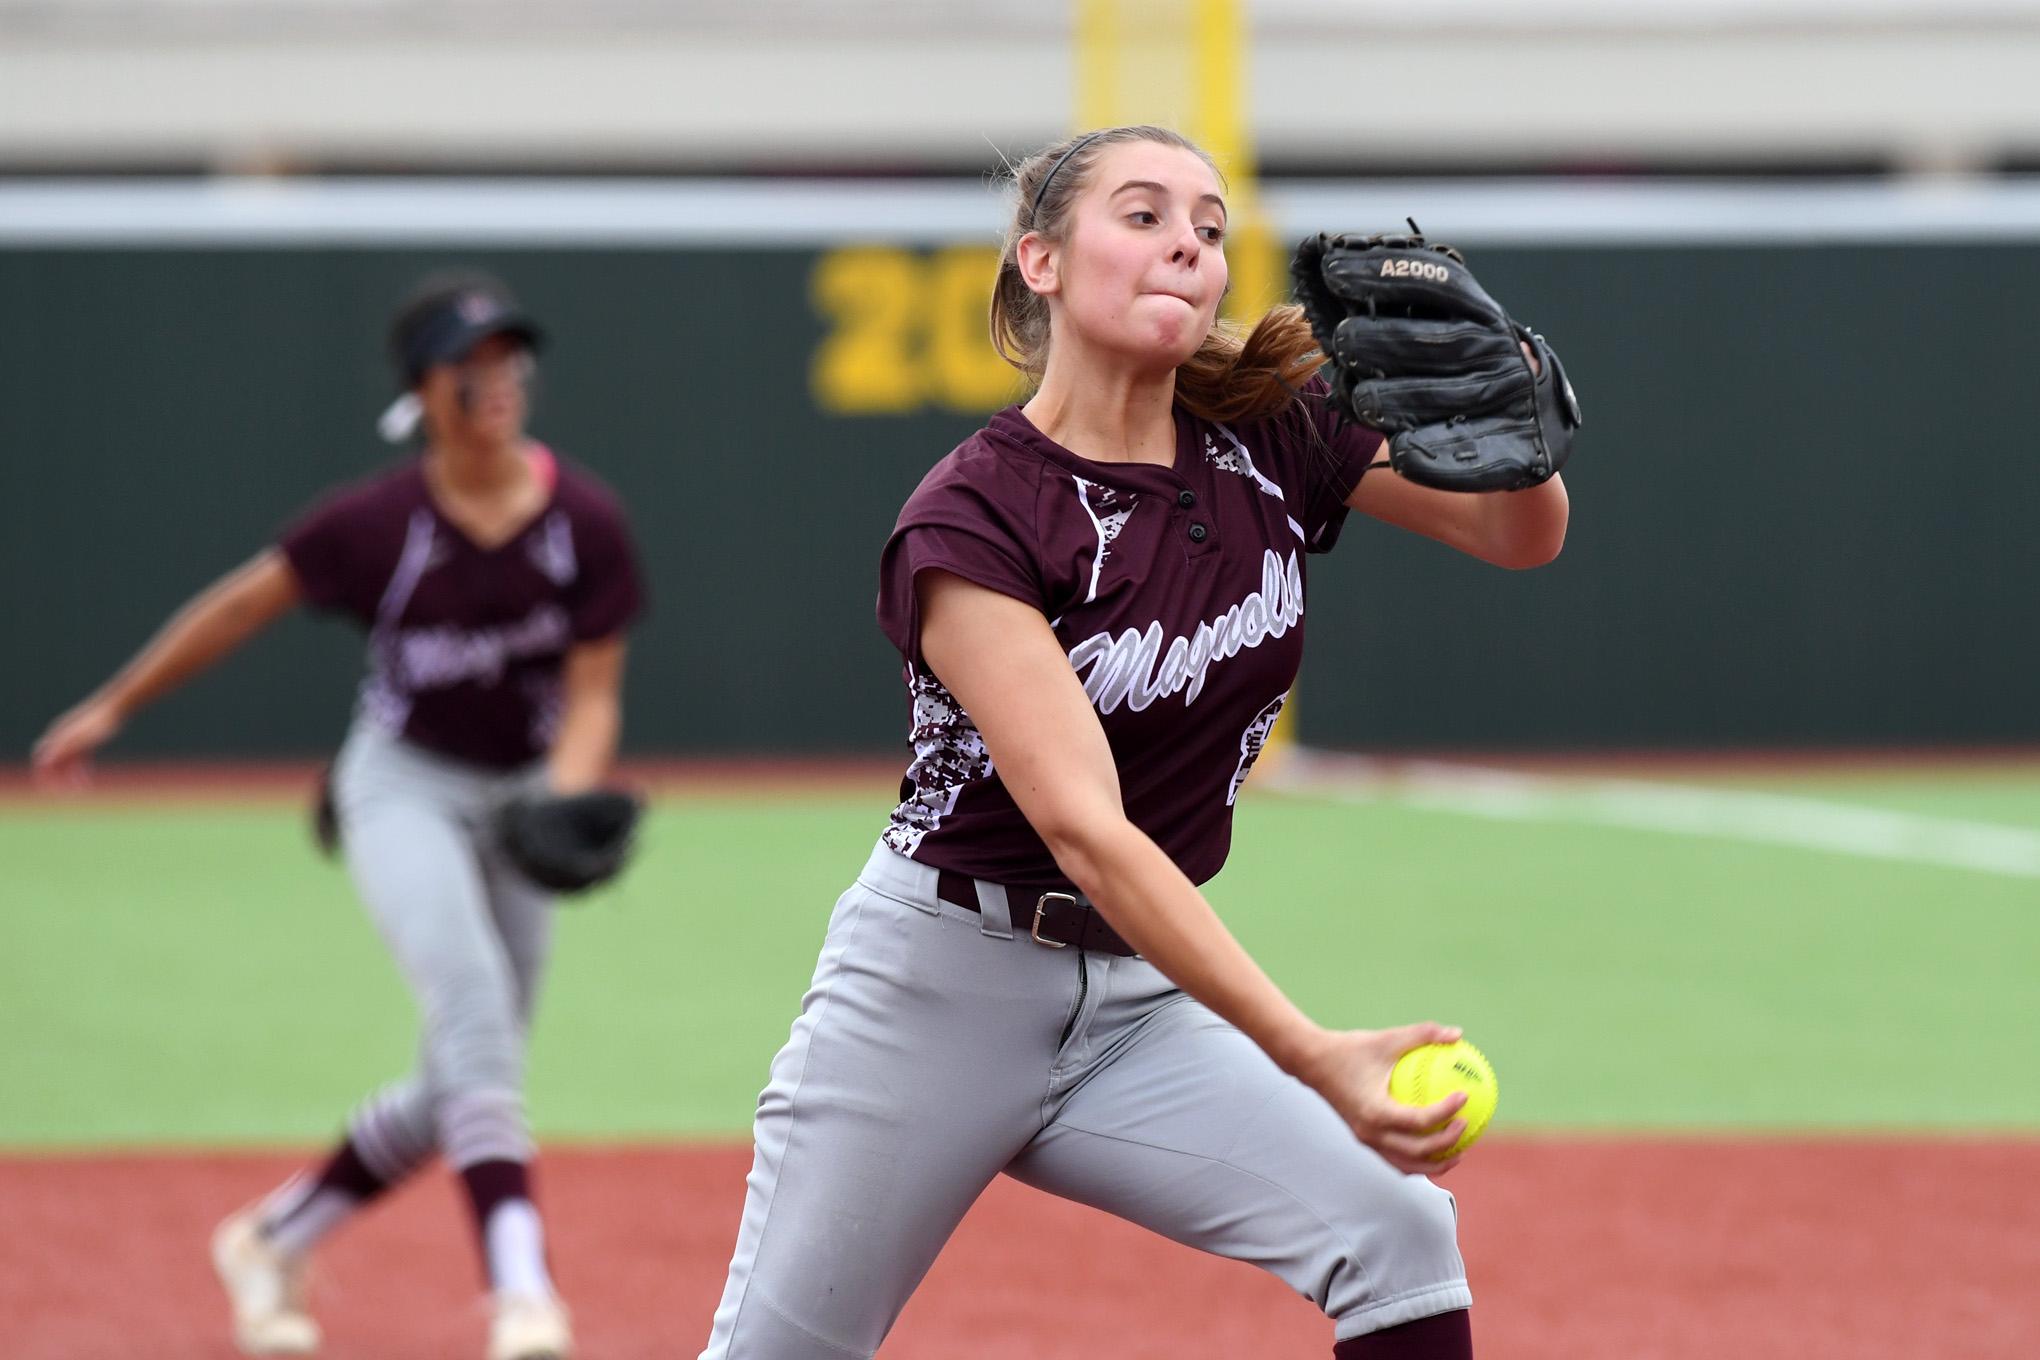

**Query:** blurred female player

left=698, top=126, right=1567, bottom=1360
left=32, top=274, right=644, bottom=1360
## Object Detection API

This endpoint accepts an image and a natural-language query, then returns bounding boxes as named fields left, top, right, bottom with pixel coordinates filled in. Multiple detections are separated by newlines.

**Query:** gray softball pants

left=327, top=722, right=552, bottom=1182
left=699, top=841, right=1469, bottom=1358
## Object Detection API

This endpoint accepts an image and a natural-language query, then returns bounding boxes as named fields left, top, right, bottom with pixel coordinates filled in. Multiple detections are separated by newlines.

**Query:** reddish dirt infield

left=5, top=1137, right=2036, bottom=1359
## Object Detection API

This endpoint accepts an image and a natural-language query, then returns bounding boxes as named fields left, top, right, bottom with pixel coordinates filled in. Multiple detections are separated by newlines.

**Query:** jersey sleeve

left=1288, top=376, right=1385, bottom=555
left=877, top=454, right=1046, bottom=666
left=565, top=489, right=646, bottom=642
left=276, top=490, right=374, bottom=620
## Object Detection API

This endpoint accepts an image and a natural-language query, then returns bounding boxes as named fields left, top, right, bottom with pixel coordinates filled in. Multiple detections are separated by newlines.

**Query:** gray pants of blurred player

left=328, top=721, right=552, bottom=1182
left=699, top=841, right=1469, bottom=1359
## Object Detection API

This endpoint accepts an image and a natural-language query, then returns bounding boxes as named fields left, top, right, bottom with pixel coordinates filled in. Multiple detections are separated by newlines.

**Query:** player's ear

left=1015, top=231, right=1061, bottom=298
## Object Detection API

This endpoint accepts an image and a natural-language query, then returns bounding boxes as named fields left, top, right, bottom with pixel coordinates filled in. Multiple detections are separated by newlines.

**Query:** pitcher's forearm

left=1480, top=473, right=1568, bottom=568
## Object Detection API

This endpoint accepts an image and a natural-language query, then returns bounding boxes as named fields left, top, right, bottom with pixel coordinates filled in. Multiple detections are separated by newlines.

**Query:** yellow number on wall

left=811, top=245, right=1022, bottom=417
left=928, top=245, right=1024, bottom=414
left=810, top=246, right=926, bottom=415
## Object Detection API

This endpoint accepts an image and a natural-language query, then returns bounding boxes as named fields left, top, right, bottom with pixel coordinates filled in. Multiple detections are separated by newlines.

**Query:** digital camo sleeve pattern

left=882, top=667, right=995, bottom=857
left=875, top=441, right=1052, bottom=862
left=1227, top=691, right=1289, bottom=807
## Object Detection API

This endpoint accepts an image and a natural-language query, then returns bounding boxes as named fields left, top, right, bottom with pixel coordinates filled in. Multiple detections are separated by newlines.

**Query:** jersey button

left=1187, top=522, right=1209, bottom=543
left=1177, top=489, right=1197, bottom=508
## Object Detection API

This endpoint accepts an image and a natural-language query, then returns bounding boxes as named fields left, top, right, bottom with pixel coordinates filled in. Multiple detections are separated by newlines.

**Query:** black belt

left=935, top=870, right=1139, bottom=957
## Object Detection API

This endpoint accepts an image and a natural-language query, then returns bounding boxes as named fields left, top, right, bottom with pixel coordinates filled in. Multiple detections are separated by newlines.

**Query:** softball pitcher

left=32, top=274, right=645, bottom=1360
left=698, top=127, right=1574, bottom=1359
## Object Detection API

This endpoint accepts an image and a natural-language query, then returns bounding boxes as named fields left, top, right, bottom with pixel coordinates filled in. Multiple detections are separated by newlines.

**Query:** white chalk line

left=1263, top=752, right=2040, bottom=880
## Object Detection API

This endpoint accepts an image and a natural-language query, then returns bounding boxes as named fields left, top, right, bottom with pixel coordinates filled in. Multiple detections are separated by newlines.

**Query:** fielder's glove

left=1293, top=225, right=1582, bottom=492
left=496, top=788, right=644, bottom=896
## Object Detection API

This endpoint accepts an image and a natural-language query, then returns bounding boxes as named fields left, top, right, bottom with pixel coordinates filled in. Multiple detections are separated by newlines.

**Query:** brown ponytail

left=1172, top=304, right=1326, bottom=424
left=990, top=126, right=1326, bottom=426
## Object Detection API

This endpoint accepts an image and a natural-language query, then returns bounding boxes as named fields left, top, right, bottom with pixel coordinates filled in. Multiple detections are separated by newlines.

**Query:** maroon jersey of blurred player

left=877, top=377, right=1380, bottom=887
left=280, top=445, right=644, bottom=769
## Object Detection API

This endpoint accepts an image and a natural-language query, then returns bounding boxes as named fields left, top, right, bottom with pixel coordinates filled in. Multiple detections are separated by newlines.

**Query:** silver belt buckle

left=1031, top=891, right=1078, bottom=948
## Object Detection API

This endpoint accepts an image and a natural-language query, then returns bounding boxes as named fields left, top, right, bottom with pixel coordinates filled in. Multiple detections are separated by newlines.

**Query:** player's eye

left=1127, top=210, right=1160, bottom=226
left=1198, top=225, right=1226, bottom=244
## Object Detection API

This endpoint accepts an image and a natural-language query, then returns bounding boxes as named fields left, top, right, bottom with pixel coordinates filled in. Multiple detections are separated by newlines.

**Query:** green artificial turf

left=2, top=772, right=2036, bottom=1149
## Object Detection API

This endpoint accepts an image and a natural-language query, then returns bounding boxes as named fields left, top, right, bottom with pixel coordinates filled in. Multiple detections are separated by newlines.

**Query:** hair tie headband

left=1030, top=131, right=1107, bottom=224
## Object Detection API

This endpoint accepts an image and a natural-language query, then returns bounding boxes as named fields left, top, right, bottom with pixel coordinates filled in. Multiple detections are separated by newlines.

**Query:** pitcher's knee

left=1319, top=1174, right=1469, bottom=1334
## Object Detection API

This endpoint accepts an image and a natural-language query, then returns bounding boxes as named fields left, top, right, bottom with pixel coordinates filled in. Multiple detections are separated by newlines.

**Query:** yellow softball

left=1388, top=1039, right=1499, bottom=1159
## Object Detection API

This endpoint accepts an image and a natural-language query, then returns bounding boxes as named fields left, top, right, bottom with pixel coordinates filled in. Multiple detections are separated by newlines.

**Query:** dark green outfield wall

left=2, top=241, right=2032, bottom=758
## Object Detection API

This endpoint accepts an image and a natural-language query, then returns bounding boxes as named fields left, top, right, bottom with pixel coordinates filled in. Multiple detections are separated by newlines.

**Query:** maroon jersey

left=877, top=380, right=1381, bottom=886
left=279, top=446, right=643, bottom=769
